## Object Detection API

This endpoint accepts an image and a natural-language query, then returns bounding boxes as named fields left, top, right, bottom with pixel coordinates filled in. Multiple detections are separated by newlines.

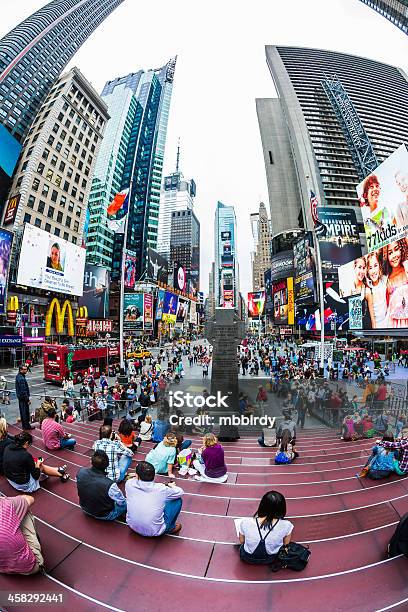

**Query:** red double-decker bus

left=43, top=344, right=120, bottom=384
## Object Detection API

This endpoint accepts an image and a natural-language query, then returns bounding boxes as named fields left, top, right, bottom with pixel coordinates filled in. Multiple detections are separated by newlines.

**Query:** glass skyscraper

left=86, top=58, right=177, bottom=278
left=214, top=201, right=239, bottom=308
left=359, top=0, right=408, bottom=35
left=0, top=0, right=125, bottom=143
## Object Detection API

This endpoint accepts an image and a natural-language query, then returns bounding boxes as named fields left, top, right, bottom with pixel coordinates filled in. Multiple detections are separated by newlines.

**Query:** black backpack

left=270, top=542, right=311, bottom=572
left=388, top=513, right=408, bottom=558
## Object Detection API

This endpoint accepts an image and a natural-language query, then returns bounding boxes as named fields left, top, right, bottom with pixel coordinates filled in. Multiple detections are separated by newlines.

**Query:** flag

left=107, top=216, right=126, bottom=234
left=107, top=189, right=129, bottom=216
left=310, top=191, right=319, bottom=225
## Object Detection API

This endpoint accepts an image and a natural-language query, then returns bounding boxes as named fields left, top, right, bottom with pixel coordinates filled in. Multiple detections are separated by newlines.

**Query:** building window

left=54, top=175, right=62, bottom=187
left=27, top=195, right=35, bottom=209
left=37, top=162, right=45, bottom=175
left=45, top=223, right=51, bottom=233
left=51, top=189, right=58, bottom=203
left=55, top=227, right=60, bottom=236
left=60, top=196, right=66, bottom=208
left=47, top=135, right=55, bottom=146
left=268, top=151, right=274, bottom=165
left=65, top=216, right=71, bottom=228
left=50, top=155, right=57, bottom=167
left=76, top=206, right=82, bottom=217
left=42, top=148, right=50, bottom=160
left=57, top=211, right=63, bottom=223
left=63, top=232, right=69, bottom=240
left=32, top=178, right=40, bottom=191
left=68, top=201, right=74, bottom=212
left=38, top=200, right=45, bottom=213
left=23, top=213, right=31, bottom=224
left=34, top=218, right=41, bottom=228
left=45, top=169, right=53, bottom=181
left=47, top=206, right=54, bottom=219
left=41, top=184, right=49, bottom=197
left=72, top=236, right=77, bottom=245
left=59, top=161, right=66, bottom=172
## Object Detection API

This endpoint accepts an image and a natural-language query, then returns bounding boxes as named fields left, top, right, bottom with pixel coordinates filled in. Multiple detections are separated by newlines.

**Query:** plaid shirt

left=383, top=439, right=408, bottom=473
left=93, top=438, right=133, bottom=481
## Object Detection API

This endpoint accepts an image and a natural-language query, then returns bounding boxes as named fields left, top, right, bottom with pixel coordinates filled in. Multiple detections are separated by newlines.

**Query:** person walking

left=15, top=365, right=33, bottom=431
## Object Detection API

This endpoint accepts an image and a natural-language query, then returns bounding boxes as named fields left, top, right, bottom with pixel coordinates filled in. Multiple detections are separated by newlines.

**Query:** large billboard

left=317, top=208, right=361, bottom=273
left=147, top=248, right=168, bottom=284
left=293, top=233, right=316, bottom=305
left=123, top=294, right=144, bottom=330
left=358, top=144, right=408, bottom=253
left=124, top=251, right=137, bottom=289
left=338, top=244, right=408, bottom=329
left=155, top=289, right=165, bottom=321
left=272, top=279, right=294, bottom=325
left=296, top=281, right=349, bottom=332
left=17, top=224, right=85, bottom=296
left=144, top=293, right=153, bottom=331
left=162, top=291, right=179, bottom=323
left=173, top=262, right=186, bottom=292
left=78, top=264, right=110, bottom=319
left=270, top=251, right=294, bottom=282
left=248, top=291, right=265, bottom=317
left=0, top=229, right=13, bottom=315
left=264, top=269, right=273, bottom=316
left=176, top=298, right=189, bottom=322
left=0, top=123, right=22, bottom=178
left=3, top=193, right=20, bottom=226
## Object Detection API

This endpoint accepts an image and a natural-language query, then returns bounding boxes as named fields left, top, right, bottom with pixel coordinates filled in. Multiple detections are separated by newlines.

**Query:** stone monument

left=205, top=307, right=245, bottom=440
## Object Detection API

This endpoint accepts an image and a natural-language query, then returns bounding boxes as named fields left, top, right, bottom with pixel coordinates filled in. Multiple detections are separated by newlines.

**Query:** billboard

left=264, top=268, right=273, bottom=315
left=248, top=291, right=265, bottom=317
left=17, top=224, right=85, bottom=296
left=176, top=298, right=189, bottom=322
left=349, top=296, right=363, bottom=330
left=155, top=289, right=165, bottom=321
left=270, top=251, right=294, bottom=281
left=272, top=278, right=294, bottom=326
left=124, top=251, right=137, bottom=289
left=338, top=244, right=408, bottom=328
left=78, top=264, right=110, bottom=319
left=162, top=291, right=179, bottom=323
left=296, top=281, right=349, bottom=332
left=293, top=234, right=316, bottom=305
left=317, top=208, right=361, bottom=272
left=147, top=248, right=168, bottom=284
left=189, top=300, right=197, bottom=324
left=0, top=123, right=22, bottom=178
left=173, top=262, right=186, bottom=292
left=223, top=289, right=234, bottom=307
left=0, top=229, right=13, bottom=315
left=144, top=293, right=153, bottom=331
left=123, top=294, right=144, bottom=330
left=358, top=144, right=408, bottom=253
left=221, top=231, right=231, bottom=241
left=3, top=193, right=20, bottom=226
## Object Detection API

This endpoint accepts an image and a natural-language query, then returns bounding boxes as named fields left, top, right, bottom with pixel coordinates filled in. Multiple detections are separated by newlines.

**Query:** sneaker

left=179, top=466, right=188, bottom=476
left=188, top=467, right=197, bottom=476
left=168, top=523, right=182, bottom=535
left=194, top=475, right=202, bottom=481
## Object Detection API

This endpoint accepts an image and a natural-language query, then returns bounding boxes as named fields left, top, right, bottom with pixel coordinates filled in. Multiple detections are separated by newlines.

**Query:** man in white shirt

left=125, top=461, right=183, bottom=536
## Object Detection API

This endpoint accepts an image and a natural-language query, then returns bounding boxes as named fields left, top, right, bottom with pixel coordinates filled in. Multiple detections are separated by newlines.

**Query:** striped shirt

left=41, top=417, right=66, bottom=450
left=383, top=439, right=408, bottom=473
left=0, top=497, right=36, bottom=574
left=93, top=438, right=133, bottom=481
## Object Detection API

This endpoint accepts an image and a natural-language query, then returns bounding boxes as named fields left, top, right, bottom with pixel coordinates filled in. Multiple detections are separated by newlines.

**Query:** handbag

left=270, top=542, right=311, bottom=572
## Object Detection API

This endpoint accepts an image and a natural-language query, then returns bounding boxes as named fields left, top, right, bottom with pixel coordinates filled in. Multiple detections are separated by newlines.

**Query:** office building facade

left=0, top=0, right=124, bottom=143
left=251, top=202, right=271, bottom=291
left=5, top=67, right=108, bottom=245
left=263, top=46, right=408, bottom=230
left=170, top=208, right=200, bottom=295
left=157, top=170, right=196, bottom=263
left=214, top=201, right=239, bottom=308
left=359, top=0, right=408, bottom=35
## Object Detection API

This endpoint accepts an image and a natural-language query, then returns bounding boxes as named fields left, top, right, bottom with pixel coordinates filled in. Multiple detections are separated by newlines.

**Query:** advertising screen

left=0, top=229, right=13, bottom=315
left=272, top=279, right=294, bottom=325
left=144, top=293, right=153, bottom=331
left=3, top=193, right=20, bottom=226
left=124, top=251, right=137, bottom=289
left=221, top=231, right=231, bottom=241
left=123, top=294, right=144, bottom=330
left=17, top=224, right=85, bottom=296
left=296, top=281, right=349, bottom=332
left=223, top=289, right=234, bottom=307
left=0, top=123, right=22, bottom=178
left=264, top=269, right=273, bottom=315
left=358, top=144, right=408, bottom=253
left=176, top=298, right=189, bottom=322
left=338, top=243, right=408, bottom=328
left=173, top=263, right=186, bottom=292
left=189, top=300, right=197, bottom=324
left=349, top=296, right=363, bottom=330
left=317, top=208, right=362, bottom=272
left=162, top=291, right=179, bottom=323
left=293, top=234, right=316, bottom=305
left=270, top=251, right=294, bottom=281
left=78, top=264, right=110, bottom=319
left=155, top=289, right=165, bottom=321
left=248, top=291, right=265, bottom=317
left=147, top=248, right=168, bottom=284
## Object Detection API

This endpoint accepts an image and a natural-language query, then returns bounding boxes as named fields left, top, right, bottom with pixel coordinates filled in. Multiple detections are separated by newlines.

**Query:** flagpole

left=119, top=210, right=130, bottom=371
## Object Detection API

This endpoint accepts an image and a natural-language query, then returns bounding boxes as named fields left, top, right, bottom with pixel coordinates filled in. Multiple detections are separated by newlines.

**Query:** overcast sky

left=1, top=0, right=408, bottom=298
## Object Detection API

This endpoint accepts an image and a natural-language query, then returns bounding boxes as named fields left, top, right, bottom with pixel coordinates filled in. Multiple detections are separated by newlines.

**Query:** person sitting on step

left=192, top=433, right=228, bottom=483
left=93, top=424, right=134, bottom=483
left=275, top=430, right=298, bottom=464
left=76, top=450, right=127, bottom=521
left=0, top=495, right=44, bottom=575
left=126, top=460, right=184, bottom=536
left=238, top=491, right=293, bottom=565
left=3, top=432, right=69, bottom=492
left=145, top=432, right=178, bottom=477
left=41, top=409, right=76, bottom=450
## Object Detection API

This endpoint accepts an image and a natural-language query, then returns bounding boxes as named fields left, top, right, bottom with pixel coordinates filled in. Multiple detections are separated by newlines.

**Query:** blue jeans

left=163, top=498, right=182, bottom=533
left=117, top=455, right=132, bottom=482
left=180, top=439, right=192, bottom=451
left=60, top=437, right=76, bottom=449
left=99, top=501, right=127, bottom=521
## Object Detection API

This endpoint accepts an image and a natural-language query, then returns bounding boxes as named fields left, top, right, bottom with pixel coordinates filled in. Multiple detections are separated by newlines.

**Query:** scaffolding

left=322, top=75, right=379, bottom=180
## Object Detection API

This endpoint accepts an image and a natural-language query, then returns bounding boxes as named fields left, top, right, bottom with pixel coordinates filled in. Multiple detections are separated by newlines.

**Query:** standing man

left=15, top=366, right=33, bottom=431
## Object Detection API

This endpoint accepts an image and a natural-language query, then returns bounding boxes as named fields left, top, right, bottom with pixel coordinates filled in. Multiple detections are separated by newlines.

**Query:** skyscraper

left=157, top=165, right=197, bottom=263
left=86, top=58, right=176, bottom=278
left=0, top=0, right=125, bottom=143
left=214, top=201, right=239, bottom=308
left=263, top=46, right=408, bottom=230
left=251, top=202, right=271, bottom=291
left=170, top=208, right=200, bottom=295
left=358, top=0, right=408, bottom=35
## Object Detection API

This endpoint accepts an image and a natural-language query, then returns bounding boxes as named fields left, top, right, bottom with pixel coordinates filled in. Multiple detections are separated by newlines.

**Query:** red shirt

left=42, top=417, right=65, bottom=450
left=0, top=497, right=36, bottom=574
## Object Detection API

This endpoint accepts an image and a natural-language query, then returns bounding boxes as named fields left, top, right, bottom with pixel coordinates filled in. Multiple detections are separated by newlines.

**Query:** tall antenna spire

left=176, top=138, right=181, bottom=172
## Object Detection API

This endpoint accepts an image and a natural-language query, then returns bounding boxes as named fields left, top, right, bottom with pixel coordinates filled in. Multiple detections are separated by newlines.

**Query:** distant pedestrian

left=15, top=366, right=33, bottom=431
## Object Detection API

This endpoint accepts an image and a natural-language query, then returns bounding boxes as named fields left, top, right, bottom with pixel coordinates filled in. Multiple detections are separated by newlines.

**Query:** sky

left=1, top=0, right=408, bottom=299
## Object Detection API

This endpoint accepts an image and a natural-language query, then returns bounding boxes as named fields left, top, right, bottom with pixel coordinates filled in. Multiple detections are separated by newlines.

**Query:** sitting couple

left=77, top=452, right=183, bottom=535
left=360, top=435, right=408, bottom=479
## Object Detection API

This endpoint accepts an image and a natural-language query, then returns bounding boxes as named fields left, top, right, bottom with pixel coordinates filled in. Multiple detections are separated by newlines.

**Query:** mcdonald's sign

left=8, top=296, right=19, bottom=311
left=78, top=306, right=88, bottom=318
left=45, top=298, right=74, bottom=336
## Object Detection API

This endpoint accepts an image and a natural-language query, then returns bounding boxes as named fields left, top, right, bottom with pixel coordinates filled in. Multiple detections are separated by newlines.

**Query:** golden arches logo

left=8, top=296, right=19, bottom=311
left=78, top=306, right=88, bottom=318
left=45, top=298, right=74, bottom=337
